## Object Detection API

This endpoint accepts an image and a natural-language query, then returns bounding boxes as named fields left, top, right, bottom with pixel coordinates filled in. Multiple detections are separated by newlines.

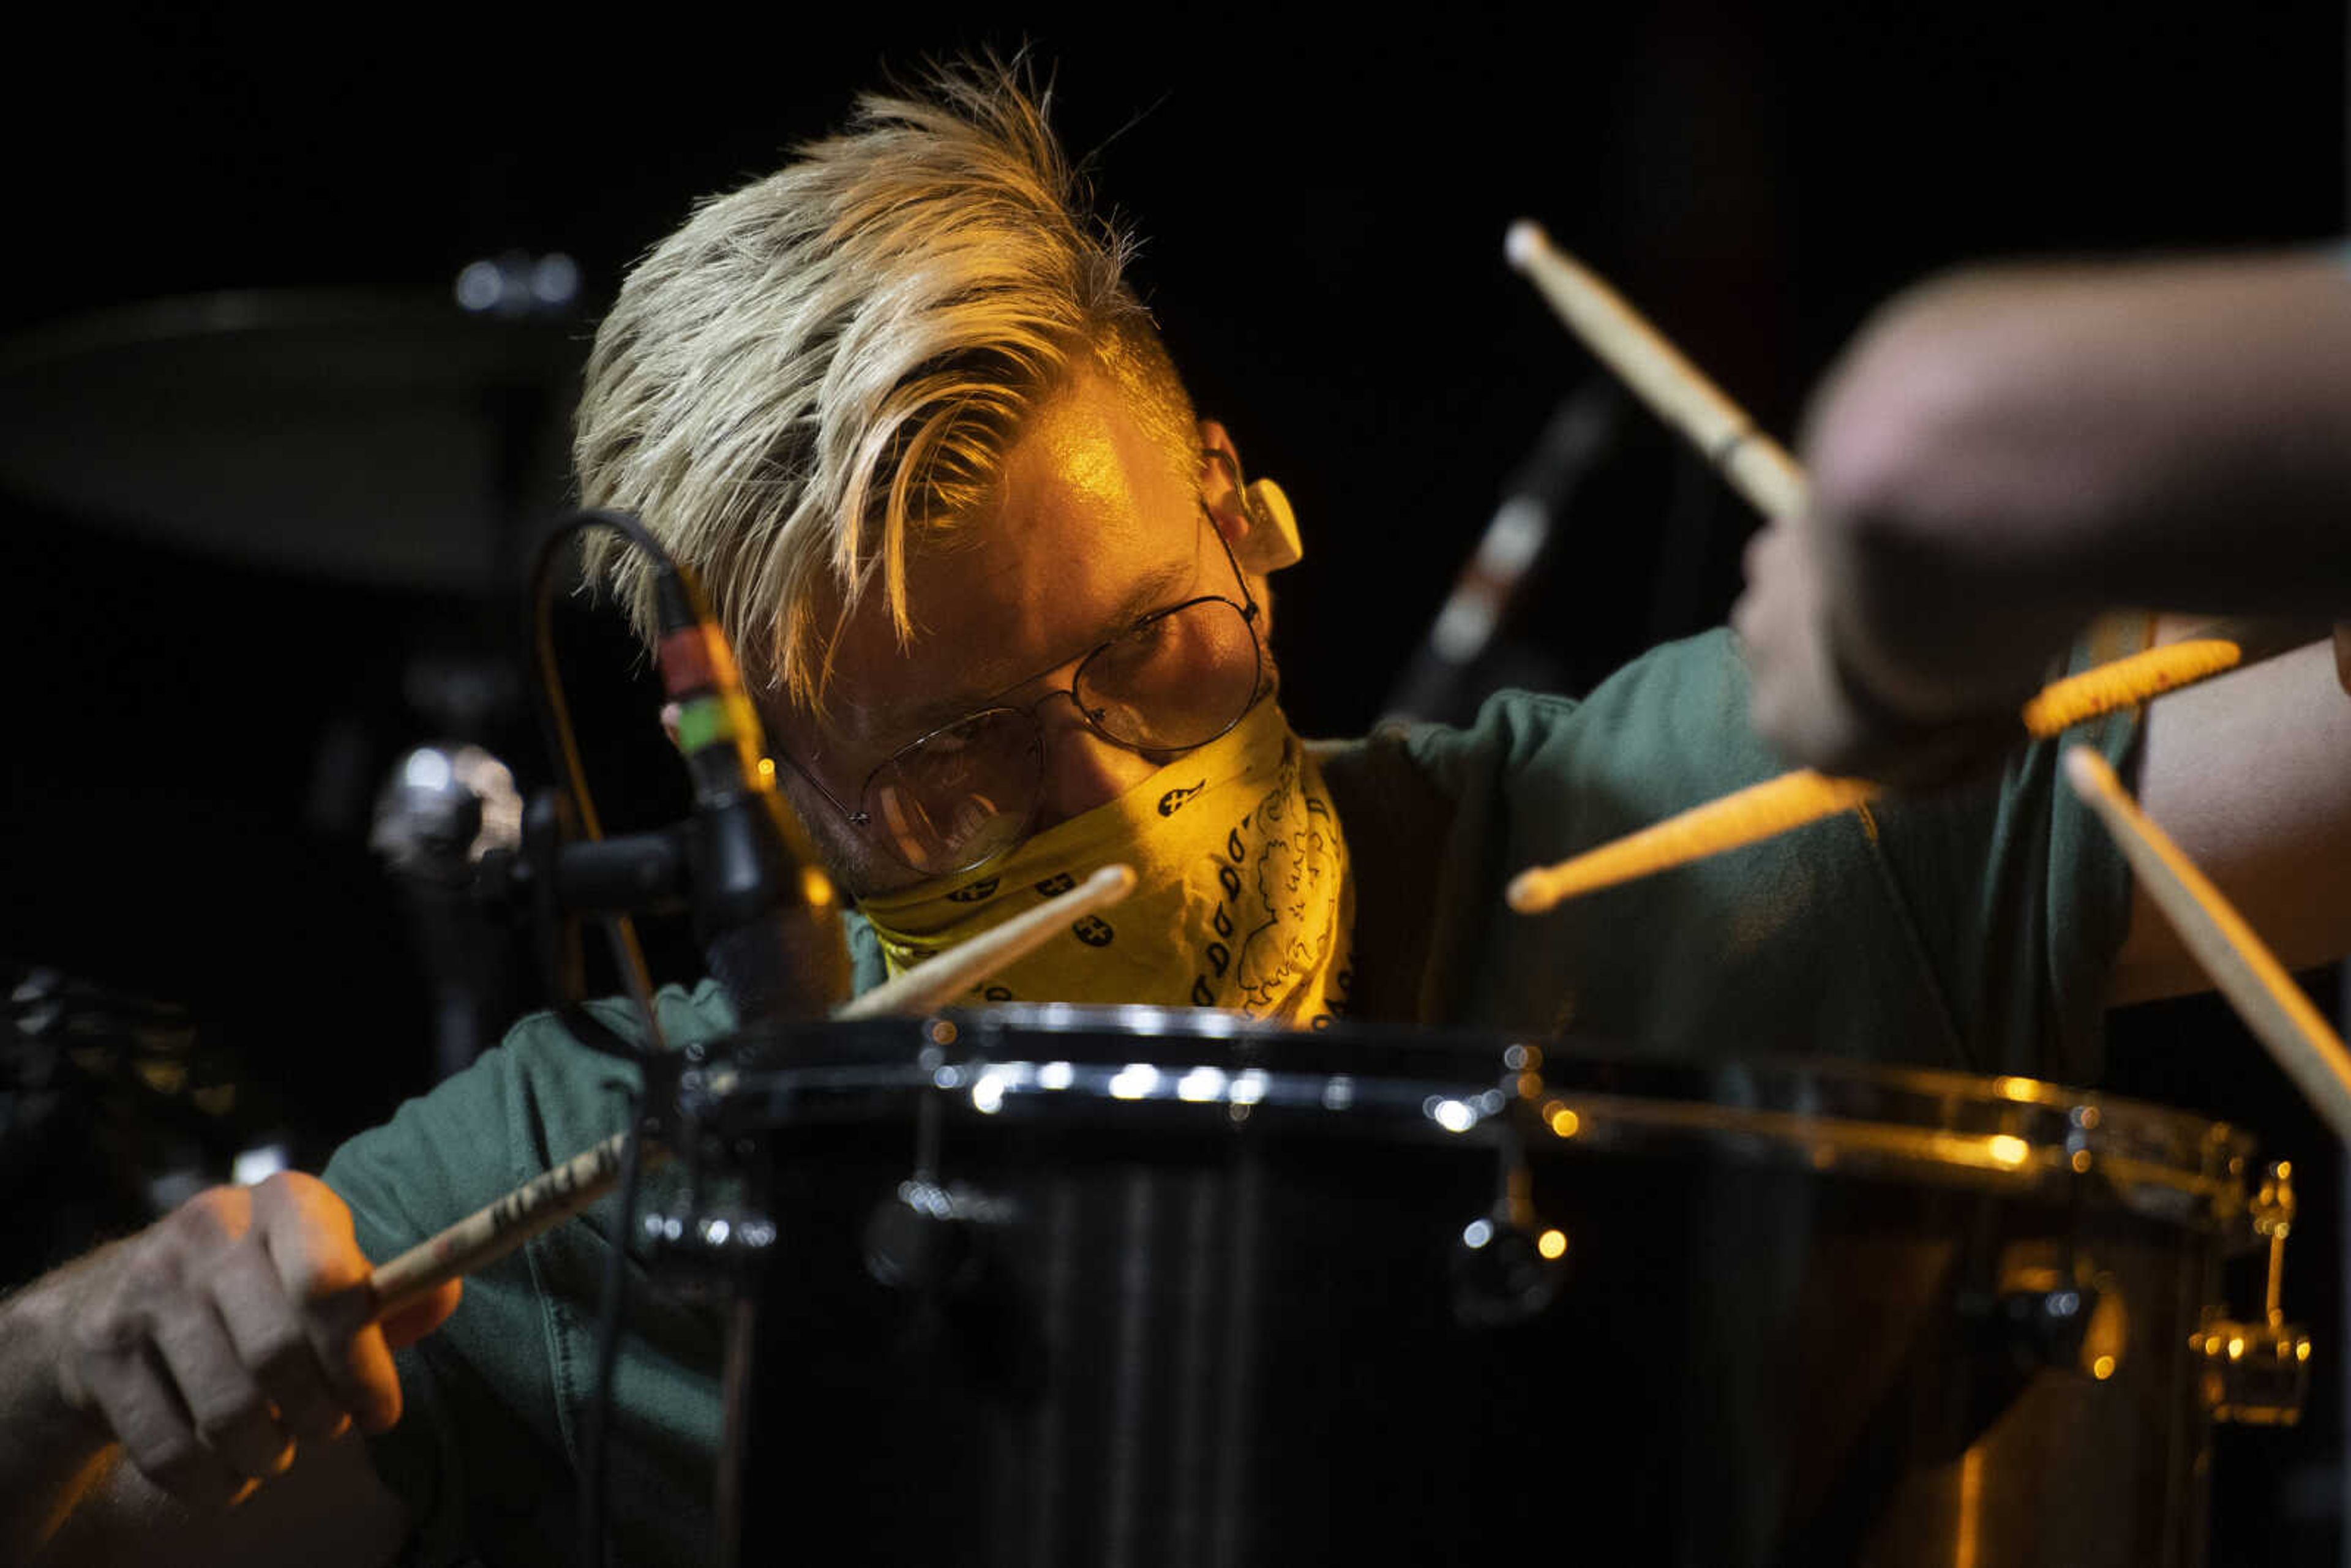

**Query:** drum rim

left=710, top=1003, right=2257, bottom=1229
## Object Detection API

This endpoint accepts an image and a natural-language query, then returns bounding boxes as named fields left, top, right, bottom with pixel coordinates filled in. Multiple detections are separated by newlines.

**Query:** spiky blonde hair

left=573, top=56, right=1195, bottom=710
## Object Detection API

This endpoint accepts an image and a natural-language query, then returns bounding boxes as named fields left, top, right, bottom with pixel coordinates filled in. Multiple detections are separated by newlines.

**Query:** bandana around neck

left=855, top=702, right=1355, bottom=1026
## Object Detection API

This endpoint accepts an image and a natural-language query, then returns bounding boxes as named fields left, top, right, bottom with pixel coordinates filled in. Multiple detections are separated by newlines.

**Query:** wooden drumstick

left=1505, top=219, right=1805, bottom=522
left=833, top=862, right=1138, bottom=1019
left=366, top=861, right=1139, bottom=1318
left=1506, top=622, right=2317, bottom=915
left=1505, top=770, right=1878, bottom=913
left=370, top=1131, right=630, bottom=1319
left=2062, top=746, right=2351, bottom=1146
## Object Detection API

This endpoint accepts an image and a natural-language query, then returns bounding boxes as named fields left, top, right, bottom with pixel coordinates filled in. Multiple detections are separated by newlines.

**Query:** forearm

left=0, top=1250, right=126, bottom=1554
left=1802, top=252, right=2351, bottom=718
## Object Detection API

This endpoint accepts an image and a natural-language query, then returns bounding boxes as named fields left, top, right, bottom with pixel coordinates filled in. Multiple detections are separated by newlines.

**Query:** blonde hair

left=573, top=56, right=1196, bottom=708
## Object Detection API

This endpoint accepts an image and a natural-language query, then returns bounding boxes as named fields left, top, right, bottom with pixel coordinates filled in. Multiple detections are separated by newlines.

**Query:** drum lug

left=1996, top=1277, right=2100, bottom=1370
left=1450, top=1212, right=1567, bottom=1329
left=1450, top=1147, right=1567, bottom=1330
left=2195, top=1160, right=2313, bottom=1426
left=1959, top=1240, right=2128, bottom=1379
left=864, top=1178, right=1003, bottom=1294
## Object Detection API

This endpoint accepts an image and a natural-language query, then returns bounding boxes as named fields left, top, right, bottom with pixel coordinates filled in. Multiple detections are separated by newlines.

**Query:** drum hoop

left=710, top=1006, right=2255, bottom=1231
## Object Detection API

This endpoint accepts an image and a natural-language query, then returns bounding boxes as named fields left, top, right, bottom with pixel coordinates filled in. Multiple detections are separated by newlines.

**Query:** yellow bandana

left=856, top=702, right=1355, bottom=1024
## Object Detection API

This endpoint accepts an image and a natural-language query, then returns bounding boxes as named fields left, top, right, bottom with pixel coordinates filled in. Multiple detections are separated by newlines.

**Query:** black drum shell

left=715, top=1008, right=2254, bottom=1568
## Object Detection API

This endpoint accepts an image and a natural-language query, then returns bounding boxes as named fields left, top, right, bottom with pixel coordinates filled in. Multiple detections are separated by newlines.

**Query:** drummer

left=7, top=57, right=2351, bottom=1568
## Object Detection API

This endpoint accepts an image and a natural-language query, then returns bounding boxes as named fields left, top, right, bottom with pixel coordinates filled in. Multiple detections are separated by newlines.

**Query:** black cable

left=523, top=508, right=678, bottom=1568
left=528, top=509, right=675, bottom=1051
left=576, top=1087, right=648, bottom=1568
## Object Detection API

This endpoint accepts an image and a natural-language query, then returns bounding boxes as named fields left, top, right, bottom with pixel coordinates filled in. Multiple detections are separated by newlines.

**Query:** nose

left=1032, top=696, right=1161, bottom=830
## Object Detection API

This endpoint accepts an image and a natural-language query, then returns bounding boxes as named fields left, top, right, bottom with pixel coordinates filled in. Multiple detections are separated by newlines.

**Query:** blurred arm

left=1733, top=250, right=2351, bottom=1004
left=1800, top=250, right=2351, bottom=726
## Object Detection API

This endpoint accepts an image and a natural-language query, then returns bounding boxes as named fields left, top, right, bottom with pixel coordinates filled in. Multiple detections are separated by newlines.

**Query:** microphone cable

left=524, top=508, right=673, bottom=1568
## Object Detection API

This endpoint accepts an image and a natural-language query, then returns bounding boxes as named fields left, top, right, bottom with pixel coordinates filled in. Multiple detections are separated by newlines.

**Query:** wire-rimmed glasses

left=776, top=523, right=1265, bottom=877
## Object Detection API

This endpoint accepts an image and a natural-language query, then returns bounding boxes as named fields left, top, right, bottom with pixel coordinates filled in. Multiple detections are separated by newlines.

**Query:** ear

left=659, top=700, right=684, bottom=750
left=1198, top=419, right=1302, bottom=576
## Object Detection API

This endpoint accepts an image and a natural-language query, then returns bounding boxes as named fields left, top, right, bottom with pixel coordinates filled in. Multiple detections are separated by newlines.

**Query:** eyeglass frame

left=768, top=503, right=1267, bottom=871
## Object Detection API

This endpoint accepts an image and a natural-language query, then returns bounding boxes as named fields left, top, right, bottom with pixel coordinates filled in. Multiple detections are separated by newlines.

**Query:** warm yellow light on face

left=1987, top=1135, right=2030, bottom=1168
left=2092, top=1355, right=2117, bottom=1381
left=1537, top=1228, right=1568, bottom=1260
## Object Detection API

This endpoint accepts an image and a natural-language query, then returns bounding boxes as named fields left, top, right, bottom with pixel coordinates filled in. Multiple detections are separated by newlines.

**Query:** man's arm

left=2118, top=632, right=2351, bottom=1003
left=1733, top=250, right=2351, bottom=1002
left=1775, top=251, right=2351, bottom=735
left=0, top=1172, right=457, bottom=1567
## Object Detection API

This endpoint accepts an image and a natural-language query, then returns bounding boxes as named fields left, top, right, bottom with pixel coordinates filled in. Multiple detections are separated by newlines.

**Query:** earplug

left=1237, top=477, right=1303, bottom=572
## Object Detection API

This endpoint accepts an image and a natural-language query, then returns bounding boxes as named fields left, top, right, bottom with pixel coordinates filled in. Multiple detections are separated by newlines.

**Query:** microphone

left=1379, top=380, right=1621, bottom=726
left=651, top=567, right=850, bottom=1027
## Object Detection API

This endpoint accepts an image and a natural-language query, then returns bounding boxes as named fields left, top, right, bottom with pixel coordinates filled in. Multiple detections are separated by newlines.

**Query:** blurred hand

left=52, top=1172, right=459, bottom=1509
left=1731, top=512, right=2022, bottom=788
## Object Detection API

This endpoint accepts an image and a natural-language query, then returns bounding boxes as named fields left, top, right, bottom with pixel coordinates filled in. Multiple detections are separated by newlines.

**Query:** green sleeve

left=320, top=983, right=735, bottom=1568
left=1323, top=626, right=2142, bottom=1082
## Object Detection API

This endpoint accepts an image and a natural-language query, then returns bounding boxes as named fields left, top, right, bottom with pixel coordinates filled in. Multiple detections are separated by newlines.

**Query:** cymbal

left=0, top=288, right=588, bottom=593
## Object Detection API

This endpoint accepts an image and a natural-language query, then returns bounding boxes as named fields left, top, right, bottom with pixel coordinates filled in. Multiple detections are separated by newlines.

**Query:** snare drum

left=693, top=1006, right=2301, bottom=1567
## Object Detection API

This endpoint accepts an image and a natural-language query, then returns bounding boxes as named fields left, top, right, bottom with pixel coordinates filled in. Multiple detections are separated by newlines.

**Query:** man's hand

left=51, top=1172, right=460, bottom=1510
left=1739, top=252, right=2351, bottom=780
left=1731, top=509, right=2027, bottom=787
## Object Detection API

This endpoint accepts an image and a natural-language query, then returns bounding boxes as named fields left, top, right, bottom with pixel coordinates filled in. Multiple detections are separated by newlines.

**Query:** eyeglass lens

left=867, top=596, right=1260, bottom=875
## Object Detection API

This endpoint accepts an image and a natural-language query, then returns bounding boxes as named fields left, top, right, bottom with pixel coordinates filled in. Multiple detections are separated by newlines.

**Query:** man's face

left=768, top=367, right=1265, bottom=899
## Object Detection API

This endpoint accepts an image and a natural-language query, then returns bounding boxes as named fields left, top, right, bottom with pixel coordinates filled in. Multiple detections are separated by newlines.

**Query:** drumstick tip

left=1504, top=868, right=1553, bottom=914
left=1504, top=219, right=1549, bottom=273
left=2061, top=743, right=2115, bottom=800
left=1089, top=862, right=1138, bottom=898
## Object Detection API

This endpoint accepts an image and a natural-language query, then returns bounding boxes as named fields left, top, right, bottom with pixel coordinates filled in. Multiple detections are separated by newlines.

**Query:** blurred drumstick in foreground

left=1505, top=219, right=1804, bottom=522
left=368, top=861, right=1138, bottom=1318
left=1505, top=620, right=2312, bottom=914
left=2062, top=746, right=2351, bottom=1146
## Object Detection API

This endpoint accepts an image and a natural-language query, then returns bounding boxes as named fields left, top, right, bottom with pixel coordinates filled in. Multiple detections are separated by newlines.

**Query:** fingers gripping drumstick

left=366, top=863, right=1139, bottom=1319
left=2062, top=746, right=2351, bottom=1146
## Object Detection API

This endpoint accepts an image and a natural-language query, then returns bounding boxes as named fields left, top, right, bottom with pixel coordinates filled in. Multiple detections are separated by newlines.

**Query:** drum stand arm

left=2194, top=1160, right=2313, bottom=1427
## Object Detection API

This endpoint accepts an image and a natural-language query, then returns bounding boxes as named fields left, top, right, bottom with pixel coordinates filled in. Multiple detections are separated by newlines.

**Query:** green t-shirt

left=322, top=626, right=2142, bottom=1567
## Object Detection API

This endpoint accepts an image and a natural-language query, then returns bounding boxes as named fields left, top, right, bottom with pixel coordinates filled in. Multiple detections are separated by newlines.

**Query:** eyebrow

left=874, top=552, right=1202, bottom=742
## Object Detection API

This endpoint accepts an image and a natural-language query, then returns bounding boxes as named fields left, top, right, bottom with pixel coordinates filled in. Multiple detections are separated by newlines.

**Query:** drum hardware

left=1955, top=1238, right=2126, bottom=1381
left=370, top=740, right=530, bottom=1081
left=862, top=1035, right=1026, bottom=1296
left=1953, top=1102, right=2128, bottom=1379
left=1452, top=1041, right=1568, bottom=1327
left=594, top=1008, right=2317, bottom=1566
left=2192, top=1158, right=2312, bottom=1426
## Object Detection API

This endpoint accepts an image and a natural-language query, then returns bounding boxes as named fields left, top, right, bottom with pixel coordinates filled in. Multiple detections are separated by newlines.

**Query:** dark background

left=2, top=5, right=2347, bottom=1561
